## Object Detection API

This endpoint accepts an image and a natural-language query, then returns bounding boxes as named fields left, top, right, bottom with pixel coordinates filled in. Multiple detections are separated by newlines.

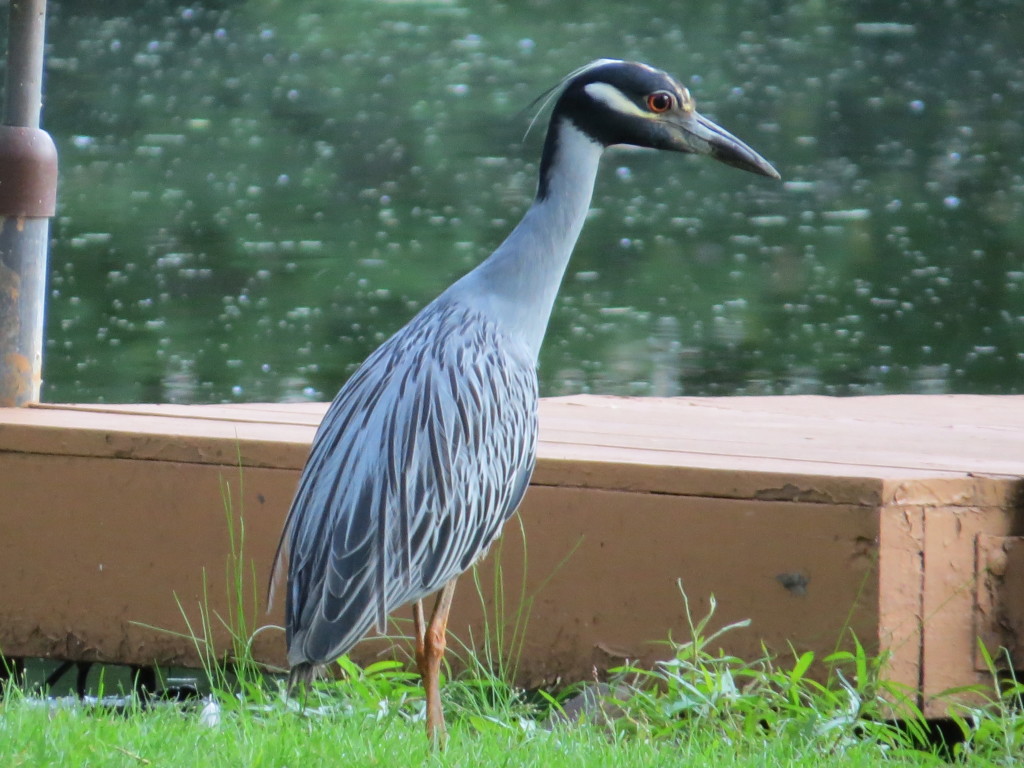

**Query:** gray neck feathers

left=444, top=119, right=604, bottom=363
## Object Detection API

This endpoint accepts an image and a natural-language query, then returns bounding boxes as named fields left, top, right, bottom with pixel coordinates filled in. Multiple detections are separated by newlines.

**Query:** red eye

left=646, top=91, right=674, bottom=113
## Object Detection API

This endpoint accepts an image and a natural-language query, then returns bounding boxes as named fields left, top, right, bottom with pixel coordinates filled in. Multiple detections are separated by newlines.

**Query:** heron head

left=553, top=59, right=780, bottom=179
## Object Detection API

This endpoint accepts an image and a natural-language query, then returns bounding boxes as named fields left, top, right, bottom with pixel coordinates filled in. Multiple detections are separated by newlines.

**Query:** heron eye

left=646, top=91, right=674, bottom=113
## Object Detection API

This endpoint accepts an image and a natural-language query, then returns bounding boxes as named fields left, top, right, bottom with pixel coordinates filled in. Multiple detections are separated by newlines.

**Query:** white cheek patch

left=583, top=82, right=650, bottom=119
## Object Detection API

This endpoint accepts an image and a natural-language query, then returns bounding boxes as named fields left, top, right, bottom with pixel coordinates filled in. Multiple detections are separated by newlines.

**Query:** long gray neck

left=444, top=118, right=604, bottom=362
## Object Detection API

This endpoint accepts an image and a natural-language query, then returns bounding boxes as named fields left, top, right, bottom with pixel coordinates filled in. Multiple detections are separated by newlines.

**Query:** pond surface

left=22, top=0, right=1024, bottom=402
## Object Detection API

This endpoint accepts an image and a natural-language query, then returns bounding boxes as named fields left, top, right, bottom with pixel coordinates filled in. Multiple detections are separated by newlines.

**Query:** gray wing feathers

left=278, top=301, right=538, bottom=666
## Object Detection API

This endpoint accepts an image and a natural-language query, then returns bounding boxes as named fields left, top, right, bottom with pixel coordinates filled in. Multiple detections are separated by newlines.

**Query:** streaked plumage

left=271, top=58, right=779, bottom=740
left=282, top=300, right=536, bottom=665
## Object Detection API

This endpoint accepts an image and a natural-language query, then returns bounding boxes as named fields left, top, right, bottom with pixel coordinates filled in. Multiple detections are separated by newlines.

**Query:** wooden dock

left=1, top=395, right=1023, bottom=715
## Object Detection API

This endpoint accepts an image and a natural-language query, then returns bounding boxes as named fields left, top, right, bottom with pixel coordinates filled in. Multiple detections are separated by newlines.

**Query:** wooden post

left=0, top=0, right=57, bottom=406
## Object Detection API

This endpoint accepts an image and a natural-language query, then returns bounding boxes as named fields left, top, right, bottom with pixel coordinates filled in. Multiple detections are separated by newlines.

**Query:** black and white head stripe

left=581, top=81, right=657, bottom=119
left=556, top=61, right=696, bottom=141
left=573, top=60, right=692, bottom=113
left=525, top=59, right=686, bottom=137
left=556, top=61, right=691, bottom=145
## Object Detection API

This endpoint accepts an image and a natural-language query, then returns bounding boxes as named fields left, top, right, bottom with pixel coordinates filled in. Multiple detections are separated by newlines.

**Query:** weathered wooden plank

left=0, top=452, right=894, bottom=692
left=0, top=453, right=291, bottom=668
left=20, top=395, right=1024, bottom=480
left=472, top=486, right=890, bottom=690
left=920, top=504, right=1017, bottom=707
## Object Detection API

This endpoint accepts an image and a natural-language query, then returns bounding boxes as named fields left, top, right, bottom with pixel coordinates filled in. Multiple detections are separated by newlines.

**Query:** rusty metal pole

left=0, top=0, right=57, bottom=406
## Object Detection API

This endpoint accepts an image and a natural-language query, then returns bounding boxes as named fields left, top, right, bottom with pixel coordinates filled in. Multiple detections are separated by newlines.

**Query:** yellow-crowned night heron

left=271, top=59, right=779, bottom=741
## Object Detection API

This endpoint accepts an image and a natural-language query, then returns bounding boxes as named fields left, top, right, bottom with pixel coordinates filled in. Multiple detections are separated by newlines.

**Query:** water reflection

left=24, top=0, right=1024, bottom=402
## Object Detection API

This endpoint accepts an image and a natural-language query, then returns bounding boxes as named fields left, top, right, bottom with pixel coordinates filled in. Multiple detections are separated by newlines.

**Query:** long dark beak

left=673, top=111, right=780, bottom=179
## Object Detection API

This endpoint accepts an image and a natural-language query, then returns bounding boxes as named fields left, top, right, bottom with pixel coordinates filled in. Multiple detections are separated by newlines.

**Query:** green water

left=27, top=0, right=1024, bottom=403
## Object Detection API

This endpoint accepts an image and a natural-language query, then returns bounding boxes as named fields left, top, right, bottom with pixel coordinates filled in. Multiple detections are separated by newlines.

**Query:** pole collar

left=0, top=125, right=57, bottom=217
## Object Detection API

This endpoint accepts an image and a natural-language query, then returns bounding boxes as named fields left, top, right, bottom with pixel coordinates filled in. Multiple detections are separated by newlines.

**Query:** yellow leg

left=413, top=580, right=457, bottom=748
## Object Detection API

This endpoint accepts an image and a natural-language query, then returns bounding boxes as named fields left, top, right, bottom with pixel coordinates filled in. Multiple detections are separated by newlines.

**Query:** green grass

left=0, top=697, right=935, bottom=768
left=4, top=594, right=1024, bottom=767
